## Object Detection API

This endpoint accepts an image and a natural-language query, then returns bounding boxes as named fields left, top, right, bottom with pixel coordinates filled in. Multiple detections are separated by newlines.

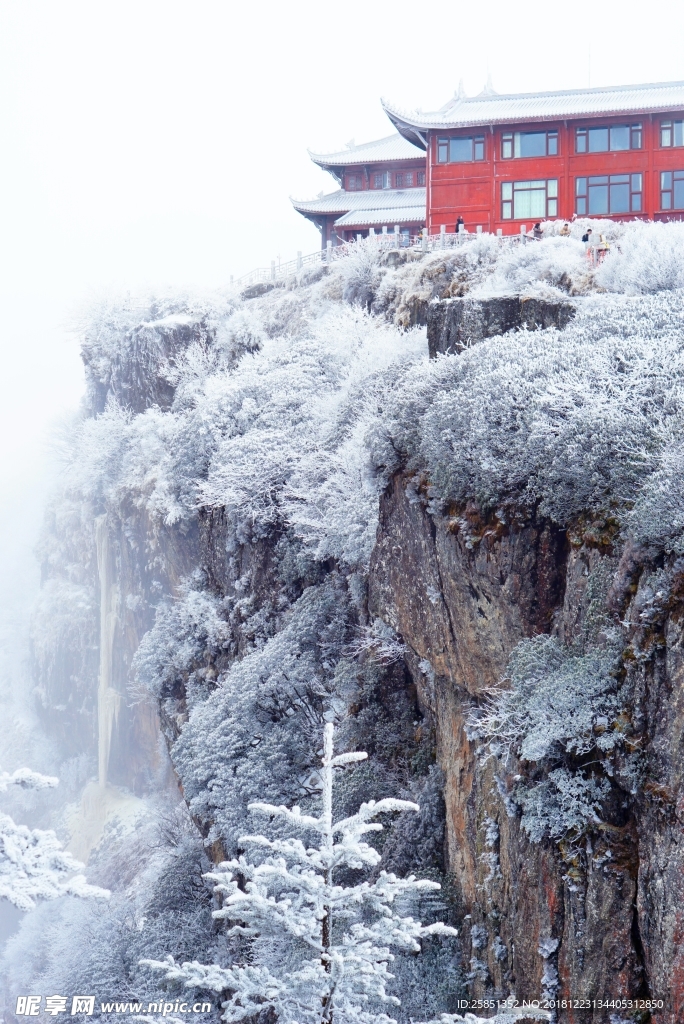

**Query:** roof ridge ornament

left=457, top=78, right=467, bottom=99
left=345, top=138, right=355, bottom=149
left=478, top=73, right=497, bottom=97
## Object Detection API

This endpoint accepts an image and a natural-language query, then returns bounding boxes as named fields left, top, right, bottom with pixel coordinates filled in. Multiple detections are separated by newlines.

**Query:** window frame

left=660, top=169, right=684, bottom=210
left=436, top=134, right=486, bottom=164
left=575, top=173, right=643, bottom=215
left=417, top=170, right=425, bottom=186
left=660, top=120, right=684, bottom=147
left=501, top=129, right=559, bottom=159
left=501, top=178, right=558, bottom=220
left=575, top=124, right=643, bottom=154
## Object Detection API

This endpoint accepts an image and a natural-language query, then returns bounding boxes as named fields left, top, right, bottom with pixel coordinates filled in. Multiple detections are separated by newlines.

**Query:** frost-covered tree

left=142, top=724, right=457, bottom=1024
left=0, top=768, right=108, bottom=911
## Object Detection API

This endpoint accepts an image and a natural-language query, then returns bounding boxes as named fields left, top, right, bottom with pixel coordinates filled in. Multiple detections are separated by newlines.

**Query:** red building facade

left=383, top=81, right=684, bottom=234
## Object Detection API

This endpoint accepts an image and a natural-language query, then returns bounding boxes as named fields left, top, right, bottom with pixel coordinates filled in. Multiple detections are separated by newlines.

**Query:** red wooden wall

left=425, top=112, right=684, bottom=234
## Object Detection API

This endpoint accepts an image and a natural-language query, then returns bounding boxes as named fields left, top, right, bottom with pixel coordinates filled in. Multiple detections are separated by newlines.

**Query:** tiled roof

left=308, top=133, right=423, bottom=167
left=334, top=205, right=425, bottom=228
left=291, top=187, right=426, bottom=217
left=383, top=80, right=684, bottom=142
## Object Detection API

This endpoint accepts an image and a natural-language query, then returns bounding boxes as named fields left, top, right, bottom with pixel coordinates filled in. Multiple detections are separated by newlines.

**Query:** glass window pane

left=609, top=182, right=630, bottom=213
left=676, top=122, right=684, bottom=147
left=547, top=198, right=558, bottom=217
left=588, top=184, right=609, bottom=214
left=662, top=124, right=673, bottom=147
left=611, top=174, right=630, bottom=184
left=474, top=138, right=485, bottom=160
left=589, top=176, right=609, bottom=185
left=502, top=201, right=512, bottom=219
left=576, top=131, right=587, bottom=153
left=631, top=174, right=642, bottom=192
left=548, top=133, right=558, bottom=156
left=450, top=137, right=473, bottom=162
left=502, top=135, right=513, bottom=159
left=662, top=191, right=672, bottom=210
left=519, top=132, right=547, bottom=157
left=576, top=177, right=587, bottom=195
left=662, top=171, right=673, bottom=188
left=674, top=180, right=684, bottom=209
left=515, top=187, right=546, bottom=220
left=501, top=182, right=513, bottom=200
left=631, top=193, right=642, bottom=212
left=437, top=140, right=448, bottom=163
left=631, top=126, right=642, bottom=149
left=547, top=179, right=558, bottom=198
left=588, top=127, right=609, bottom=152
left=609, top=125, right=630, bottom=151
left=576, top=197, right=587, bottom=215
left=514, top=133, right=522, bottom=158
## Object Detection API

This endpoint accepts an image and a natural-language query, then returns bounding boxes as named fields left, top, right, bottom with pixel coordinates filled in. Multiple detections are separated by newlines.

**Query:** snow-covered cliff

left=9, top=221, right=684, bottom=1021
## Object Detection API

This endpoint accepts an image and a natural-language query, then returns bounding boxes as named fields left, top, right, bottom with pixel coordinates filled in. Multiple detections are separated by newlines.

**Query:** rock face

left=369, top=472, right=683, bottom=1022
left=427, top=296, right=576, bottom=358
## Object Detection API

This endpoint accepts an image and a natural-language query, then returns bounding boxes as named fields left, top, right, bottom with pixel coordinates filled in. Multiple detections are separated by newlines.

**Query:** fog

left=1, top=0, right=683, bottom=980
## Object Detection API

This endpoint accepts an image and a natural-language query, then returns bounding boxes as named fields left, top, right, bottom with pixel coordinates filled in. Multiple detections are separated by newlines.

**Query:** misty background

left=0, top=0, right=682, bottom=957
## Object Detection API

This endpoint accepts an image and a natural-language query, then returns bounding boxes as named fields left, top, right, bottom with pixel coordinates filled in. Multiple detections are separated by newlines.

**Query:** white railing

left=232, top=226, right=532, bottom=292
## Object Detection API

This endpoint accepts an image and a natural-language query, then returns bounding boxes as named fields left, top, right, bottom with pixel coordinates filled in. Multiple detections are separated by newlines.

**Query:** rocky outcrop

left=427, top=296, right=576, bottom=358
left=369, top=473, right=680, bottom=1022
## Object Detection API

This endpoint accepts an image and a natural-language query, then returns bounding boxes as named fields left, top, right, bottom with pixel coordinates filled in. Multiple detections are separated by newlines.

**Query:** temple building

left=292, top=134, right=426, bottom=246
left=382, top=80, right=684, bottom=234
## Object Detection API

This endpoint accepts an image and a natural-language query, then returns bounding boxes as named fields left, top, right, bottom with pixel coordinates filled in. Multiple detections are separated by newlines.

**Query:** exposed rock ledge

left=427, top=296, right=576, bottom=358
left=369, top=473, right=684, bottom=1022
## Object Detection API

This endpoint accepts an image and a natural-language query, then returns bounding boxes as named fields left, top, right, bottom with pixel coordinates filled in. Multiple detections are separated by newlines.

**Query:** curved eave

left=383, top=86, right=684, bottom=133
left=381, top=102, right=428, bottom=149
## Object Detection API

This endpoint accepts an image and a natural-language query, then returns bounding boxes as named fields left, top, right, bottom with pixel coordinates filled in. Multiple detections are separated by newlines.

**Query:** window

left=395, top=173, right=404, bottom=187
left=661, top=170, right=684, bottom=210
left=436, top=135, right=485, bottom=163
left=417, top=170, right=425, bottom=185
left=501, top=130, right=558, bottom=159
left=373, top=172, right=392, bottom=189
left=575, top=124, right=642, bottom=153
left=347, top=174, right=362, bottom=191
left=575, top=174, right=642, bottom=215
left=661, top=121, right=684, bottom=147
left=501, top=179, right=558, bottom=220
left=404, top=172, right=414, bottom=187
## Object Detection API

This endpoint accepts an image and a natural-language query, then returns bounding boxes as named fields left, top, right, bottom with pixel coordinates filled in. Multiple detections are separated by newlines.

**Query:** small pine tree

left=142, top=724, right=458, bottom=1024
left=0, top=768, right=109, bottom=910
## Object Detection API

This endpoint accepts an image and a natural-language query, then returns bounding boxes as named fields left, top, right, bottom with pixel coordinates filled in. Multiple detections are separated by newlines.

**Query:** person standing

left=455, top=216, right=464, bottom=233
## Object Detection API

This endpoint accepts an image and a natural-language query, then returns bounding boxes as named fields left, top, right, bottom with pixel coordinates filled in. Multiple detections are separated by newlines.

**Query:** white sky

left=0, top=0, right=683, bottom=577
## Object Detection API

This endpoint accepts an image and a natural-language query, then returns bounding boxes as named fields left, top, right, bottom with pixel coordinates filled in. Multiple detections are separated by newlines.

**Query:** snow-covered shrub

left=519, top=769, right=611, bottom=844
left=472, top=236, right=589, bottom=298
left=473, top=635, right=625, bottom=764
left=376, top=301, right=684, bottom=529
left=471, top=635, right=629, bottom=842
left=597, top=221, right=684, bottom=294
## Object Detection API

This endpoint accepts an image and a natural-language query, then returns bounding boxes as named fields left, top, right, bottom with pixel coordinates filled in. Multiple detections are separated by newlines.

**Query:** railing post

left=270, top=260, right=276, bottom=280
left=326, top=240, right=332, bottom=264
left=440, top=223, right=446, bottom=249
left=296, top=251, right=302, bottom=271
left=421, top=227, right=427, bottom=252
left=476, top=225, right=482, bottom=234
left=497, top=228, right=503, bottom=237
left=357, top=233, right=363, bottom=244
left=369, top=227, right=375, bottom=237
left=394, top=225, right=400, bottom=248
left=520, top=225, right=527, bottom=243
